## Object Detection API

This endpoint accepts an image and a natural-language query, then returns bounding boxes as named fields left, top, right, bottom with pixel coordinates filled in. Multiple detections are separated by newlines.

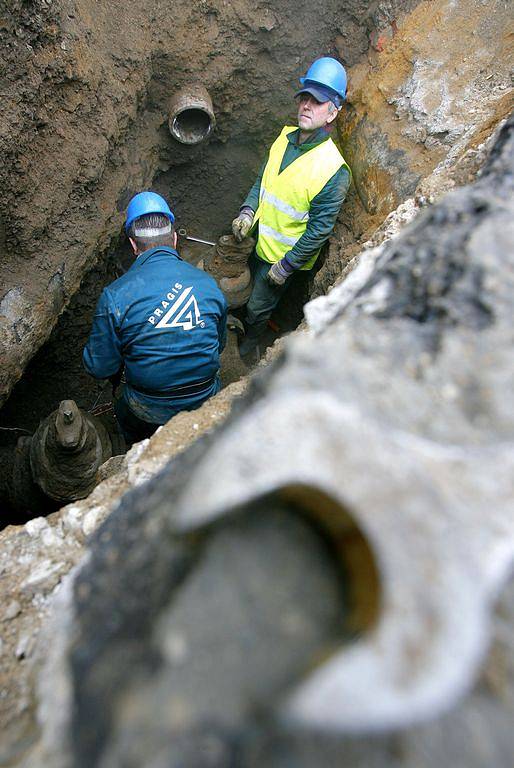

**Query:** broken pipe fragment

left=208, top=233, right=255, bottom=308
left=29, top=399, right=113, bottom=503
left=168, top=85, right=216, bottom=145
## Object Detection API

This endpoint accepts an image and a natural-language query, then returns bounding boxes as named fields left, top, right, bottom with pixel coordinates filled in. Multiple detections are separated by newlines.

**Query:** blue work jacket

left=83, top=247, right=227, bottom=424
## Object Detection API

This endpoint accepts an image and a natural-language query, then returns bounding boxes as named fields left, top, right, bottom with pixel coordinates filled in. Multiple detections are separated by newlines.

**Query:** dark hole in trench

left=0, top=206, right=312, bottom=527
left=0, top=97, right=322, bottom=527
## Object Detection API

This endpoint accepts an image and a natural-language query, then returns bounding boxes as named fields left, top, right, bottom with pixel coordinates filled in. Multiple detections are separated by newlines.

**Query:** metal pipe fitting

left=168, top=85, right=215, bottom=145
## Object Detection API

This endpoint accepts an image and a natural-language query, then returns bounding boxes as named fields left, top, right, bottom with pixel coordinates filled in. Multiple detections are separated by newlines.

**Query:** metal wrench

left=178, top=227, right=216, bottom=247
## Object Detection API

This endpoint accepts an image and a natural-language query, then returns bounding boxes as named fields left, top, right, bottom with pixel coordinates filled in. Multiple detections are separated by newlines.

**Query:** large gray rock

left=21, top=114, right=514, bottom=767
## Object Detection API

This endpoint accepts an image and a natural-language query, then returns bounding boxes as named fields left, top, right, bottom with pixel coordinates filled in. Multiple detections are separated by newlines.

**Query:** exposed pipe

left=168, top=85, right=216, bottom=145
left=206, top=234, right=254, bottom=308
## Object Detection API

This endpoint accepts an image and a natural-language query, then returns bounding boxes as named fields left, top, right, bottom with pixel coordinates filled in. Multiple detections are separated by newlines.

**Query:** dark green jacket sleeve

left=285, top=165, right=351, bottom=269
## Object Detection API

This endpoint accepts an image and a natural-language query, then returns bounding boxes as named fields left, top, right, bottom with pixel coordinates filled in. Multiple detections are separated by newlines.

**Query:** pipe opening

left=276, top=484, right=382, bottom=634
left=168, top=86, right=215, bottom=145
left=170, top=108, right=214, bottom=145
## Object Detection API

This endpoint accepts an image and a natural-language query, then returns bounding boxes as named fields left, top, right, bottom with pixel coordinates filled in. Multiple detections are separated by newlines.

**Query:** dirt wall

left=313, top=0, right=513, bottom=296
left=342, top=0, right=513, bottom=215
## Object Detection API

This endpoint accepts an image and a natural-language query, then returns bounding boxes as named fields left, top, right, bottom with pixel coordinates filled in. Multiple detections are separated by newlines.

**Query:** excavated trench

left=0, top=0, right=511, bottom=529
left=0, top=134, right=315, bottom=524
left=0, top=247, right=299, bottom=522
left=0, top=0, right=395, bottom=525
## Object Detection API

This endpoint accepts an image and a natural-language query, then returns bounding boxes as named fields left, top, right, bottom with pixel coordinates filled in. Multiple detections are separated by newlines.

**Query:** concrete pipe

left=168, top=85, right=215, bottom=145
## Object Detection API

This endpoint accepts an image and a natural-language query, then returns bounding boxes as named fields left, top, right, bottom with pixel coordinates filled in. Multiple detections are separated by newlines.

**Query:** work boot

left=239, top=334, right=260, bottom=357
left=238, top=320, right=267, bottom=358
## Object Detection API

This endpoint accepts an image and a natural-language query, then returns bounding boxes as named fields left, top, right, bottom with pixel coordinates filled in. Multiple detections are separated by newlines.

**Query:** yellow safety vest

left=253, top=126, right=349, bottom=270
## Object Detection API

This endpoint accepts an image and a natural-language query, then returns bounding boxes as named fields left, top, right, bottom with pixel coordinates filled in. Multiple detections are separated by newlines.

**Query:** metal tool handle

left=178, top=227, right=215, bottom=247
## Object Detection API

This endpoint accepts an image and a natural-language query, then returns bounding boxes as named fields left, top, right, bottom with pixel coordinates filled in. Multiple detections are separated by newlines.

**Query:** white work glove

left=267, top=258, right=295, bottom=287
left=231, top=207, right=254, bottom=242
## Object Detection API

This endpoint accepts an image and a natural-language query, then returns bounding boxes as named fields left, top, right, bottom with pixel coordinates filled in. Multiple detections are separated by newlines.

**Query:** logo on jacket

left=148, top=285, right=204, bottom=330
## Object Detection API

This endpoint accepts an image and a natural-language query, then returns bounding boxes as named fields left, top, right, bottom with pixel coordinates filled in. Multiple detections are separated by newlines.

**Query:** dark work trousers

left=114, top=375, right=221, bottom=447
left=114, top=396, right=160, bottom=447
left=245, top=254, right=293, bottom=338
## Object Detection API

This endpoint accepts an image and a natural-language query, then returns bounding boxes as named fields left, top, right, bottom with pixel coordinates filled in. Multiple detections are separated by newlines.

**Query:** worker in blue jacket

left=83, top=191, right=227, bottom=446
left=231, top=57, right=351, bottom=357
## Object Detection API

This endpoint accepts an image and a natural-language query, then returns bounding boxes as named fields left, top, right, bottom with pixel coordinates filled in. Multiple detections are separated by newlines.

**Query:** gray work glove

left=267, top=258, right=295, bottom=287
left=232, top=207, right=254, bottom=242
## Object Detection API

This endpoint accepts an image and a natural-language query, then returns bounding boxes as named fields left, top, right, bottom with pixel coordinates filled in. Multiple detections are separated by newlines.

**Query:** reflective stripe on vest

left=254, top=126, right=349, bottom=270
left=259, top=190, right=310, bottom=222
left=258, top=223, right=298, bottom=247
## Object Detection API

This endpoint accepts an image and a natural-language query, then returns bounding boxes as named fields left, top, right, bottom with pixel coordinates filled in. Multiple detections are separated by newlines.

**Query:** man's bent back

left=83, top=192, right=227, bottom=445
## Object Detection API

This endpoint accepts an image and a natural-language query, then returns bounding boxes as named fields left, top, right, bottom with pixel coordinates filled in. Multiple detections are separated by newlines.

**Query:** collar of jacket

left=130, top=246, right=183, bottom=270
left=287, top=126, right=331, bottom=151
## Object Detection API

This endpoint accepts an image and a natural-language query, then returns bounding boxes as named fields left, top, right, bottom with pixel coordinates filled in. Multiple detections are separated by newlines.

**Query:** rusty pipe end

left=168, top=85, right=215, bottom=145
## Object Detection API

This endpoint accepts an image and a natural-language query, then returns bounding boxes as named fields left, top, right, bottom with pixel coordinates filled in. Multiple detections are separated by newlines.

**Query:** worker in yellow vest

left=232, top=57, right=351, bottom=357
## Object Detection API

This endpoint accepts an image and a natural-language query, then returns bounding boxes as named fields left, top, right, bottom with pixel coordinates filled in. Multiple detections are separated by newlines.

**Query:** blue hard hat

left=299, top=57, right=347, bottom=100
left=125, top=191, right=175, bottom=233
